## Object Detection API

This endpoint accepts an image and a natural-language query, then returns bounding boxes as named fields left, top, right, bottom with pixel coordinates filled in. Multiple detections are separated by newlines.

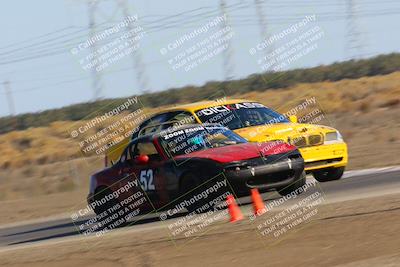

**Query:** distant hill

left=1, top=53, right=400, bottom=135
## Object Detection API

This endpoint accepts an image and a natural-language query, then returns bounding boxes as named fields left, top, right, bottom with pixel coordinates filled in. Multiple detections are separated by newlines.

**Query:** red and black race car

left=87, top=124, right=305, bottom=219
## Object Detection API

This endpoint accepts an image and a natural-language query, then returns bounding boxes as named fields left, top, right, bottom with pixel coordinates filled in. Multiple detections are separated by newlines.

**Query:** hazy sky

left=0, top=0, right=399, bottom=117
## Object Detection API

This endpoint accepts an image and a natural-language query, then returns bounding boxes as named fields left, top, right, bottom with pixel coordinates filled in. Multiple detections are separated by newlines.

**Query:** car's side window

left=119, top=149, right=127, bottom=163
left=119, top=147, right=128, bottom=163
left=133, top=140, right=161, bottom=161
left=138, top=114, right=168, bottom=137
left=168, top=111, right=196, bottom=126
left=136, top=111, right=196, bottom=139
left=119, top=143, right=134, bottom=163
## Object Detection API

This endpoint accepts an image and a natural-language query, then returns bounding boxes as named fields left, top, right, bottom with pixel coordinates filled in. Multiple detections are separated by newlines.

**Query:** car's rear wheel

left=93, top=187, right=117, bottom=215
left=278, top=171, right=306, bottom=196
left=93, top=187, right=126, bottom=229
left=313, top=167, right=345, bottom=182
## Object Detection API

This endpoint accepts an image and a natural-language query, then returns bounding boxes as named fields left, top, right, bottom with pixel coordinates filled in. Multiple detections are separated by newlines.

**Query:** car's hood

left=174, top=142, right=296, bottom=163
left=233, top=123, right=337, bottom=142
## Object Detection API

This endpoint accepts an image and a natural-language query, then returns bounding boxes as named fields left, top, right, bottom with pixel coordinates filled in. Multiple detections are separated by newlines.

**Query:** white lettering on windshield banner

left=162, top=126, right=205, bottom=140
left=196, top=102, right=266, bottom=116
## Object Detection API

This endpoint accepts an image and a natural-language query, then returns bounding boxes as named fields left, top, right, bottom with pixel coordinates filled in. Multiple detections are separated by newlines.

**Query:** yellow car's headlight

left=325, top=131, right=343, bottom=144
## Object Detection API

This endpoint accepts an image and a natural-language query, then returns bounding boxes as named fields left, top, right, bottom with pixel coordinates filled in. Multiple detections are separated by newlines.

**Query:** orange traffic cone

left=251, top=188, right=266, bottom=216
left=226, top=195, right=244, bottom=222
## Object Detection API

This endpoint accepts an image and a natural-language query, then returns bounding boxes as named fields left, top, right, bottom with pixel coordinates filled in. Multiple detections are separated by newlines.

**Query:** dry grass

left=0, top=72, right=399, bottom=202
left=239, top=72, right=400, bottom=114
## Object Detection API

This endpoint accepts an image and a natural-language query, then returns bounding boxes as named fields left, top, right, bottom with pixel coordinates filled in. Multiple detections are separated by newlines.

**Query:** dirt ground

left=0, top=190, right=88, bottom=227
left=1, top=193, right=399, bottom=267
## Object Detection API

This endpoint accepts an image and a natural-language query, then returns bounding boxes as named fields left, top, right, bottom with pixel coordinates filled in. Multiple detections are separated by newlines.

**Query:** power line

left=0, top=0, right=397, bottom=57
left=0, top=26, right=77, bottom=53
left=0, top=1, right=398, bottom=73
left=0, top=5, right=221, bottom=54
left=0, top=9, right=398, bottom=69
left=0, top=10, right=396, bottom=67
left=0, top=58, right=166, bottom=95
left=1, top=7, right=399, bottom=65
left=0, top=2, right=399, bottom=64
left=0, top=2, right=247, bottom=61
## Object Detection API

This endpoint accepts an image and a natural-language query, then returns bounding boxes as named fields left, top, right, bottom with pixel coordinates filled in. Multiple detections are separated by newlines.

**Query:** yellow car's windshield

left=195, top=102, right=289, bottom=130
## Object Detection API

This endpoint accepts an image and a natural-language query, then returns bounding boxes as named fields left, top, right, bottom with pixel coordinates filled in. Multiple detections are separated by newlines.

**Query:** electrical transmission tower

left=117, top=0, right=150, bottom=93
left=254, top=0, right=274, bottom=66
left=219, top=0, right=235, bottom=81
left=87, top=0, right=150, bottom=99
left=3, top=80, right=15, bottom=116
left=345, top=0, right=364, bottom=59
left=88, top=0, right=103, bottom=100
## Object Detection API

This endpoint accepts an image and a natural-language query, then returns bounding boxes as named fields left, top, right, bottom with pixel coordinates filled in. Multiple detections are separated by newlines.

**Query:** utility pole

left=219, top=0, right=235, bottom=81
left=3, top=80, right=15, bottom=116
left=88, top=0, right=103, bottom=100
left=117, top=0, right=150, bottom=93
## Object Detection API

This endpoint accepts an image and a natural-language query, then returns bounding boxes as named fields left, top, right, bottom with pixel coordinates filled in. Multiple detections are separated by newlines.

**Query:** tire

left=93, top=188, right=118, bottom=215
left=313, top=167, right=345, bottom=182
left=278, top=171, right=306, bottom=196
left=179, top=173, right=209, bottom=213
left=93, top=187, right=126, bottom=229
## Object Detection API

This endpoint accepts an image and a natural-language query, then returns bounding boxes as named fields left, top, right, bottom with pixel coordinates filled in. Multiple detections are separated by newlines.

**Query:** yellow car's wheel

left=313, top=167, right=345, bottom=182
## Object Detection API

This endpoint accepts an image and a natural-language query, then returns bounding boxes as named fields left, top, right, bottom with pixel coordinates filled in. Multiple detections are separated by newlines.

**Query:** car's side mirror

left=289, top=115, right=298, bottom=123
left=135, top=154, right=149, bottom=165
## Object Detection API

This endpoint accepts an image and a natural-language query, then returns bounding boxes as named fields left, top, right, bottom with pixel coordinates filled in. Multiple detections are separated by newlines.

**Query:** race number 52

left=140, top=169, right=155, bottom=191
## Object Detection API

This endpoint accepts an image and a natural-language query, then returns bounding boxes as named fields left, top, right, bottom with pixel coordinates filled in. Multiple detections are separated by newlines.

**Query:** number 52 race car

left=88, top=124, right=305, bottom=218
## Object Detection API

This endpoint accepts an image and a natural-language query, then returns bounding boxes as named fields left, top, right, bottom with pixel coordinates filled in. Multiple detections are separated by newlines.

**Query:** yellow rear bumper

left=299, top=142, right=348, bottom=171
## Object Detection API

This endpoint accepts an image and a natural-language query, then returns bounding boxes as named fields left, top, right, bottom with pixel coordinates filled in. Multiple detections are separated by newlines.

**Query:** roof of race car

left=155, top=98, right=252, bottom=113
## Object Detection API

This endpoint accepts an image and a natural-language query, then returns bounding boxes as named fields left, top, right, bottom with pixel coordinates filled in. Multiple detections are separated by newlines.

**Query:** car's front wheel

left=313, top=167, right=345, bottom=182
left=179, top=173, right=209, bottom=213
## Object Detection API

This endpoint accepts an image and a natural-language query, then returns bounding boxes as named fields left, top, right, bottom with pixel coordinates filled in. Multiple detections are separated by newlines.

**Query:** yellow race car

left=106, top=99, right=347, bottom=182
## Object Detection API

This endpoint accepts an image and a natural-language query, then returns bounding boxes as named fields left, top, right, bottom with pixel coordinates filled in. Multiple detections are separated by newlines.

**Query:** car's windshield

left=159, top=126, right=247, bottom=157
left=195, top=102, right=288, bottom=130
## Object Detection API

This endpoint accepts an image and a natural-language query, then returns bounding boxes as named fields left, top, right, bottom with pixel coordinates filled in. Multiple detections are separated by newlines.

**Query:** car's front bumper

left=223, top=156, right=304, bottom=196
left=299, top=142, right=348, bottom=172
